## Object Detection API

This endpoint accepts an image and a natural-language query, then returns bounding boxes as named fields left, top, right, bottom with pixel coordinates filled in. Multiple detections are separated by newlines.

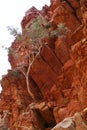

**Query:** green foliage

left=8, top=47, right=21, bottom=60
left=9, top=69, right=20, bottom=77
left=7, top=26, right=18, bottom=37
left=7, top=26, right=21, bottom=39
left=26, top=15, right=50, bottom=45
left=16, top=34, right=23, bottom=41
left=8, top=47, right=15, bottom=54
left=5, top=18, right=70, bottom=100
left=27, top=20, right=69, bottom=45
left=7, top=19, right=69, bottom=48
left=51, top=23, right=69, bottom=38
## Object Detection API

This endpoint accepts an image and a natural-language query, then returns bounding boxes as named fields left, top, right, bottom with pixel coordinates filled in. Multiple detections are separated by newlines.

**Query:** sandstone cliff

left=0, top=0, right=87, bottom=130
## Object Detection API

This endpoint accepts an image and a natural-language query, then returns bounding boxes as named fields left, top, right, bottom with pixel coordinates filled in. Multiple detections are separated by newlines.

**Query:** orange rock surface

left=0, top=0, right=87, bottom=129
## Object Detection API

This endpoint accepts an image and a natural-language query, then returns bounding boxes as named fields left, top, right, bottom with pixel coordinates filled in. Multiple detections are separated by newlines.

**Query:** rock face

left=0, top=0, right=87, bottom=129
left=52, top=110, right=87, bottom=130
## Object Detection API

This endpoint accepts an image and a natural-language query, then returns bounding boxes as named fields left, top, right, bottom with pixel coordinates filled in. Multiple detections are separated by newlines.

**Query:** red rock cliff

left=0, top=0, right=87, bottom=130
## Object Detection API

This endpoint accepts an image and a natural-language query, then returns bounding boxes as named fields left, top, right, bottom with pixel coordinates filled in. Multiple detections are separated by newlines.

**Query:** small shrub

left=26, top=15, right=50, bottom=46
left=9, top=69, right=20, bottom=77
left=7, top=26, right=21, bottom=39
left=16, top=34, right=23, bottom=41
left=8, top=47, right=15, bottom=54
left=51, top=22, right=70, bottom=38
left=7, top=26, right=18, bottom=37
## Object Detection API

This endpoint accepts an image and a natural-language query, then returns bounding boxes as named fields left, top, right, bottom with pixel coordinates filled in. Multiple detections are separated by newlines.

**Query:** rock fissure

left=0, top=0, right=87, bottom=130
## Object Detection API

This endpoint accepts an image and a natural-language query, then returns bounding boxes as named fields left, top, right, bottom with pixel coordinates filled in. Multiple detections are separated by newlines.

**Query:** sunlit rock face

left=0, top=0, right=87, bottom=129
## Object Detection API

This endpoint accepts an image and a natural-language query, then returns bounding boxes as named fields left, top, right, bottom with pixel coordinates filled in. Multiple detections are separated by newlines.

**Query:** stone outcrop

left=0, top=0, right=87, bottom=129
left=52, top=109, right=87, bottom=130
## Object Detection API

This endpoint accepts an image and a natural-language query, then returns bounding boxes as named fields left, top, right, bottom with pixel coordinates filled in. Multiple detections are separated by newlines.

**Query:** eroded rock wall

left=0, top=0, right=87, bottom=129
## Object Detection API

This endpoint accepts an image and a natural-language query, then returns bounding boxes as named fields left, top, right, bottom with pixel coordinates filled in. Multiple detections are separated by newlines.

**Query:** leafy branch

left=7, top=14, right=70, bottom=100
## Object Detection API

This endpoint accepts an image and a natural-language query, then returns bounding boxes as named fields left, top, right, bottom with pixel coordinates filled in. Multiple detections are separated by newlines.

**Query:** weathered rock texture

left=0, top=0, right=87, bottom=130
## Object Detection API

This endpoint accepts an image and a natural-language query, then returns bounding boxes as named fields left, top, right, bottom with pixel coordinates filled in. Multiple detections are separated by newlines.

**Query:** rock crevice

left=0, top=0, right=87, bottom=129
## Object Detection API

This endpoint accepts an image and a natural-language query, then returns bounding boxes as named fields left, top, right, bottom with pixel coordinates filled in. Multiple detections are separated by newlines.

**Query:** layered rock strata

left=0, top=0, right=87, bottom=129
